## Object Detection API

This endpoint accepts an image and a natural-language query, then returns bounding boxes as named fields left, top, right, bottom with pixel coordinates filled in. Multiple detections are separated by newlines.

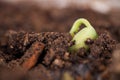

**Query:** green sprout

left=69, top=18, right=98, bottom=52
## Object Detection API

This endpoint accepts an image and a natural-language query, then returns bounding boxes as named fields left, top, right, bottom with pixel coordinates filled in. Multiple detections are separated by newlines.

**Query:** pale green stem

left=69, top=18, right=98, bottom=52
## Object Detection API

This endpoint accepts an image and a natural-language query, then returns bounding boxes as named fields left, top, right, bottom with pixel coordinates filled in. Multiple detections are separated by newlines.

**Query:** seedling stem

left=69, top=18, right=98, bottom=52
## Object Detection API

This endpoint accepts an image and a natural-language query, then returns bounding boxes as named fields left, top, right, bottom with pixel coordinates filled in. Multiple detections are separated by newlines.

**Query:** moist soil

left=0, top=2, right=120, bottom=80
left=0, top=30, right=116, bottom=80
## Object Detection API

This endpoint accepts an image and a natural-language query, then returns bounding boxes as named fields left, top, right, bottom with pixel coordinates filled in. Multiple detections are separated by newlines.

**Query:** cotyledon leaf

left=69, top=18, right=98, bottom=52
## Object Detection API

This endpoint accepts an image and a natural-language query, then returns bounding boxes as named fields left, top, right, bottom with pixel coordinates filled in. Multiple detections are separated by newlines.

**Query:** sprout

left=69, top=18, right=98, bottom=52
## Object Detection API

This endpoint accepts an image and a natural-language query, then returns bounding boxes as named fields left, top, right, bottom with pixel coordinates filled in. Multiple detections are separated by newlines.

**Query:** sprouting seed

left=69, top=18, right=98, bottom=52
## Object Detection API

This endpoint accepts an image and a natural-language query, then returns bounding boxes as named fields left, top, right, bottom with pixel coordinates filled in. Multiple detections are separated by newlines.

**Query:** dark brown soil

left=0, top=2, right=120, bottom=80
left=0, top=30, right=116, bottom=80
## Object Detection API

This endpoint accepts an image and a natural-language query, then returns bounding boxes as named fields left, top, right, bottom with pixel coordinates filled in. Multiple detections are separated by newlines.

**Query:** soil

left=0, top=2, right=120, bottom=80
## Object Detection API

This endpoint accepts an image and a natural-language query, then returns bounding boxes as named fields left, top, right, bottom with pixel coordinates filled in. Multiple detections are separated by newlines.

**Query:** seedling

left=69, top=18, right=98, bottom=52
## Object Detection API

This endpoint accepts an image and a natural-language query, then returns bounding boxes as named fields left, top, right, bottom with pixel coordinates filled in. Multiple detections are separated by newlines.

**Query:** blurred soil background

left=0, top=0, right=120, bottom=42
